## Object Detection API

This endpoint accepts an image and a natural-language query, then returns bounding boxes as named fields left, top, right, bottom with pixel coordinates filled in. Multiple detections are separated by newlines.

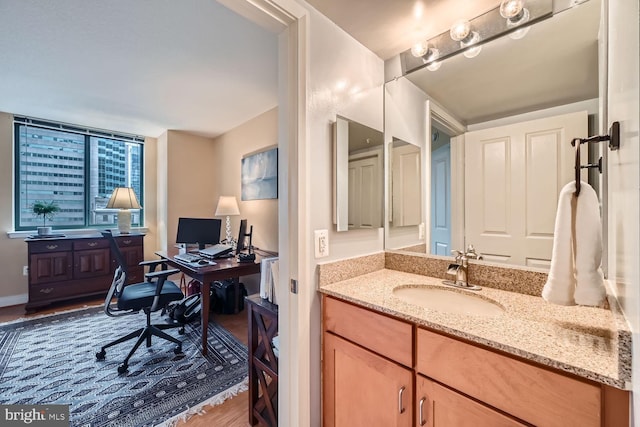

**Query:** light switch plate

left=314, top=229, right=329, bottom=258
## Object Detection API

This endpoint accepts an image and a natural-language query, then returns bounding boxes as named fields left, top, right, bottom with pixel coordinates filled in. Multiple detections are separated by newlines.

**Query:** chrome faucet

left=444, top=244, right=483, bottom=290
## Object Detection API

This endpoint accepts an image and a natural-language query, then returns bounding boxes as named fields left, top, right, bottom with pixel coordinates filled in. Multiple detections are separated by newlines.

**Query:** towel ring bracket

left=572, top=122, right=619, bottom=197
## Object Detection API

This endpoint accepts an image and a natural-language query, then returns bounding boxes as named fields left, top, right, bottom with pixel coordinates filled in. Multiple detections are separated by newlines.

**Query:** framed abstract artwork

left=241, top=147, right=278, bottom=200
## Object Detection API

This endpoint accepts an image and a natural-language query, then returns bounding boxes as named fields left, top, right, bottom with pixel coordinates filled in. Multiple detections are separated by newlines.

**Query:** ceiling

left=0, top=0, right=278, bottom=138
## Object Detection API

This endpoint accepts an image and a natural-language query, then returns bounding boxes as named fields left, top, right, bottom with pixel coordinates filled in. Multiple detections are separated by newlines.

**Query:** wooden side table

left=247, top=294, right=278, bottom=426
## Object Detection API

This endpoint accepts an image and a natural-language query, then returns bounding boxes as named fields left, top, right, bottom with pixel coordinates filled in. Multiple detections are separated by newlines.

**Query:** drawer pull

left=419, top=397, right=427, bottom=426
left=88, top=242, right=98, bottom=247
left=39, top=288, right=54, bottom=294
left=123, top=240, right=132, bottom=244
left=46, top=244, right=58, bottom=250
left=398, top=386, right=406, bottom=414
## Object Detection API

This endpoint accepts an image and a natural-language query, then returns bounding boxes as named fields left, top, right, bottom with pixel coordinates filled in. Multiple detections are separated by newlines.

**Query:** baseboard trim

left=0, top=294, right=28, bottom=308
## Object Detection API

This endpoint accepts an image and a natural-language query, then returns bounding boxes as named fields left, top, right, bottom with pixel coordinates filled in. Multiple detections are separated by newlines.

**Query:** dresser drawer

left=74, top=238, right=109, bottom=251
left=116, top=235, right=143, bottom=247
left=323, top=296, right=413, bottom=367
left=28, top=240, right=72, bottom=254
left=29, top=282, right=75, bottom=302
left=416, top=327, right=601, bottom=427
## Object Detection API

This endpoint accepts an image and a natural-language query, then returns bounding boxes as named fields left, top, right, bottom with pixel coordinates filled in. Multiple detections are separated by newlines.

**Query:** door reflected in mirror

left=333, top=115, right=384, bottom=232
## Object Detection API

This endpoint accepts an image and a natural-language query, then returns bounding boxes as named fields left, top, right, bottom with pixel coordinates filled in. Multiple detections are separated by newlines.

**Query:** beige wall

left=0, top=112, right=29, bottom=305
left=211, top=107, right=278, bottom=252
left=162, top=130, right=219, bottom=250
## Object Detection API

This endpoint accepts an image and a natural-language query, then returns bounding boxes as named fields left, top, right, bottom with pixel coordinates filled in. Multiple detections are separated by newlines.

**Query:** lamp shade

left=106, top=187, right=142, bottom=209
left=215, top=196, right=240, bottom=216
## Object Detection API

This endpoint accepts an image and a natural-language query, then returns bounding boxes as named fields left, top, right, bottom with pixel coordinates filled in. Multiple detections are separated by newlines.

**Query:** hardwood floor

left=0, top=297, right=251, bottom=427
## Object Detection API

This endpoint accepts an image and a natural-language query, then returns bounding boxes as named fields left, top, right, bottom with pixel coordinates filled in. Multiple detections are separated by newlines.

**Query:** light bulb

left=500, top=0, right=525, bottom=19
left=463, top=45, right=482, bottom=58
left=411, top=41, right=429, bottom=58
left=449, top=20, right=471, bottom=42
left=426, top=61, right=441, bottom=71
left=500, top=0, right=529, bottom=27
left=423, top=47, right=440, bottom=63
left=456, top=27, right=481, bottom=58
left=509, top=26, right=530, bottom=39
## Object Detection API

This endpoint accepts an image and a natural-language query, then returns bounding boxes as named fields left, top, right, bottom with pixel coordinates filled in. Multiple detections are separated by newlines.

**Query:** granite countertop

left=319, top=268, right=632, bottom=390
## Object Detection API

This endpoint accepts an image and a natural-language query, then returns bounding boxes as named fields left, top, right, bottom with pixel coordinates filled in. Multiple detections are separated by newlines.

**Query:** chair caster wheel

left=174, top=346, right=183, bottom=355
left=178, top=327, right=185, bottom=335
left=96, top=350, right=106, bottom=360
left=117, top=364, right=128, bottom=374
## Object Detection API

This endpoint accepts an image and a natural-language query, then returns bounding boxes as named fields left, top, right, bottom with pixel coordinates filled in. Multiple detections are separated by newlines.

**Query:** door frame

left=221, top=0, right=309, bottom=425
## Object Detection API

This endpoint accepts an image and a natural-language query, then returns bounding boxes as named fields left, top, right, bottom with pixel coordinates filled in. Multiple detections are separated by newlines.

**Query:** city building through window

left=14, top=117, right=144, bottom=231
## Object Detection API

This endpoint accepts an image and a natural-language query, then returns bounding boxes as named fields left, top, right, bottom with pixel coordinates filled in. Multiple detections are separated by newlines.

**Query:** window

left=14, top=117, right=144, bottom=231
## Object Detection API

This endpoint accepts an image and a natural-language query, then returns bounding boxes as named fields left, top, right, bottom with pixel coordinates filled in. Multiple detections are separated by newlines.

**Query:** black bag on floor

left=212, top=280, right=247, bottom=314
left=167, top=294, right=201, bottom=323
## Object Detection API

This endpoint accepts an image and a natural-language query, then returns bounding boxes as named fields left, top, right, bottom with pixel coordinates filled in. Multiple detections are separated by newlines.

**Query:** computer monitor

left=236, top=219, right=253, bottom=255
left=176, top=218, right=221, bottom=250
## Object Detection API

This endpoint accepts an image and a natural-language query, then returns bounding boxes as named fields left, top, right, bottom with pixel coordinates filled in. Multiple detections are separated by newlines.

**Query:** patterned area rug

left=0, top=306, right=248, bottom=427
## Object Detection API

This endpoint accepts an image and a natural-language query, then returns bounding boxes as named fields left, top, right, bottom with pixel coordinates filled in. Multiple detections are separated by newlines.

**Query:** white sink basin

left=393, top=286, right=504, bottom=317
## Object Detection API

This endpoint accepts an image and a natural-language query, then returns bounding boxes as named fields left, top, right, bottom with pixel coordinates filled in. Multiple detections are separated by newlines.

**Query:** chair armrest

left=139, top=259, right=167, bottom=267
left=145, top=269, right=180, bottom=280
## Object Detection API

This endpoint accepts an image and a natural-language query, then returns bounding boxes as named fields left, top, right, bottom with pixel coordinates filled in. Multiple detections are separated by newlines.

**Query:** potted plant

left=32, top=201, right=60, bottom=235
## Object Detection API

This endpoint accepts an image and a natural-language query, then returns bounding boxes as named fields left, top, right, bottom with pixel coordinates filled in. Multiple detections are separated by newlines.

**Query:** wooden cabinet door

left=416, top=375, right=526, bottom=427
left=30, top=251, right=73, bottom=284
left=74, top=248, right=111, bottom=278
left=323, top=332, right=413, bottom=427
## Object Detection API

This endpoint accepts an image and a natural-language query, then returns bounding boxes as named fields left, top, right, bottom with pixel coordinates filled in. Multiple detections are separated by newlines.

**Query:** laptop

left=198, top=243, right=233, bottom=259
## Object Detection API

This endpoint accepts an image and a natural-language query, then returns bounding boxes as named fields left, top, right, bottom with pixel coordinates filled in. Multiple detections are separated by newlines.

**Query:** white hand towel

left=542, top=181, right=605, bottom=306
left=572, top=182, right=605, bottom=306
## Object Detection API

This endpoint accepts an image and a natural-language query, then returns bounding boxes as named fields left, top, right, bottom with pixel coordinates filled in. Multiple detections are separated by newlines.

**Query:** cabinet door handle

left=88, top=242, right=97, bottom=247
left=419, top=397, right=427, bottom=426
left=46, top=244, right=58, bottom=250
left=40, top=287, right=54, bottom=294
left=398, top=386, right=406, bottom=414
left=123, top=240, right=132, bottom=244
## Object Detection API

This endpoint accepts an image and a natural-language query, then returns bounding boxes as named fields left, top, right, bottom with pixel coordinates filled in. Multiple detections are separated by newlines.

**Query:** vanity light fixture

left=399, top=0, right=553, bottom=76
left=500, top=0, right=530, bottom=27
left=449, top=19, right=482, bottom=59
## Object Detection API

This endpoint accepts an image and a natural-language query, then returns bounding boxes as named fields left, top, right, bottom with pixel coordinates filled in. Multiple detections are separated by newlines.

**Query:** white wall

left=302, top=1, right=384, bottom=424
left=606, top=0, right=640, bottom=422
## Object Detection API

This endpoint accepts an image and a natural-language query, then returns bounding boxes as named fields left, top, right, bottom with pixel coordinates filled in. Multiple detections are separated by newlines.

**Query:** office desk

left=156, top=248, right=261, bottom=355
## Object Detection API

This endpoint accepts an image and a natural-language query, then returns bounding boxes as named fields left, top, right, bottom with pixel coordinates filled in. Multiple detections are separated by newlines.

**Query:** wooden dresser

left=25, top=233, right=144, bottom=312
left=247, top=294, right=278, bottom=427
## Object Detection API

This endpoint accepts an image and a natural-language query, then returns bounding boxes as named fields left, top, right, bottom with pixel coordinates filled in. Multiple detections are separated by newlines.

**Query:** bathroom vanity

left=319, top=254, right=631, bottom=427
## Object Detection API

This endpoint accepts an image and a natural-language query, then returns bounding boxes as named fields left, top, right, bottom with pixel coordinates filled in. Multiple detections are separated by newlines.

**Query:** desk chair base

left=96, top=309, right=184, bottom=374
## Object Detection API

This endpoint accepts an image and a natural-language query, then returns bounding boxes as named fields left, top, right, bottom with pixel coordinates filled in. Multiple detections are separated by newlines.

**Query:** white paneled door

left=348, top=151, right=382, bottom=229
left=465, top=111, right=588, bottom=267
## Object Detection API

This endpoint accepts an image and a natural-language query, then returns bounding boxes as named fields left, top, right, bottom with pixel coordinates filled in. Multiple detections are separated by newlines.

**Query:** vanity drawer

left=323, top=296, right=412, bottom=367
left=416, top=327, right=601, bottom=427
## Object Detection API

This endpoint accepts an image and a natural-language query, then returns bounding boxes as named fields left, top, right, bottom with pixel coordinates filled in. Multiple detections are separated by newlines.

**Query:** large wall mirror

left=334, top=115, right=384, bottom=231
left=384, top=0, right=602, bottom=269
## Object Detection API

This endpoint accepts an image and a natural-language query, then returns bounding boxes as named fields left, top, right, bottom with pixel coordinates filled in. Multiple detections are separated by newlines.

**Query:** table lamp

left=215, top=196, right=240, bottom=244
left=106, top=187, right=141, bottom=234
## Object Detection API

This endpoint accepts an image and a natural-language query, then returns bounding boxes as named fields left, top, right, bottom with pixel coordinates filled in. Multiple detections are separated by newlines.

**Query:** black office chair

left=96, top=230, right=185, bottom=373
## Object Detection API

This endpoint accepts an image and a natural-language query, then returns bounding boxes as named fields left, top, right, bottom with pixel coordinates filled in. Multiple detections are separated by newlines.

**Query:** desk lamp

left=106, top=187, right=141, bottom=234
left=215, top=196, right=240, bottom=244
